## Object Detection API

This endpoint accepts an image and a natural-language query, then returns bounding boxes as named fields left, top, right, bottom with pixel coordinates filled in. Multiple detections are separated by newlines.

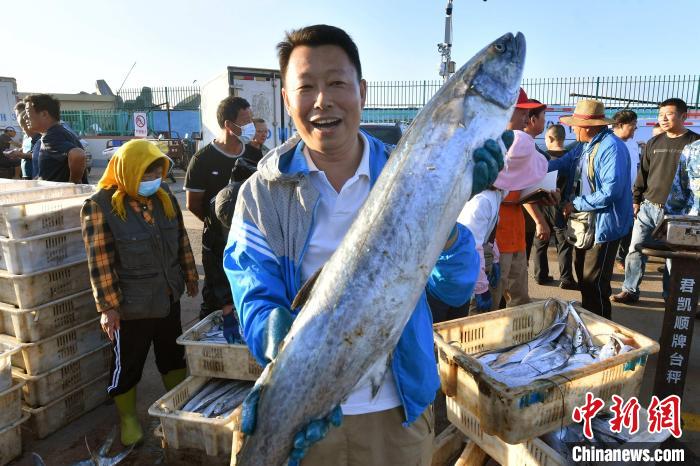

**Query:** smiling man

left=613, top=98, right=700, bottom=304
left=223, top=24, right=503, bottom=466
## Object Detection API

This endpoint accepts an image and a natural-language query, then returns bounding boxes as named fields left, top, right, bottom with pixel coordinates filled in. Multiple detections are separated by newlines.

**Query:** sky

left=5, top=0, right=699, bottom=94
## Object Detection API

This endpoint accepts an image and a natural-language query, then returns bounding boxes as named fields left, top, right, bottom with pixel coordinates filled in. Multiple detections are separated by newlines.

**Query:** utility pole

left=438, top=0, right=455, bottom=83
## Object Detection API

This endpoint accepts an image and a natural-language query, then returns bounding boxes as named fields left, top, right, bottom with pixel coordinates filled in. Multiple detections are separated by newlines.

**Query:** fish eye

left=494, top=43, right=505, bottom=53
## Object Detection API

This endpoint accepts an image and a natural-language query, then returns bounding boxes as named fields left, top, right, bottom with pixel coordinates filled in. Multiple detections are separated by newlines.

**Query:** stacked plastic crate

left=149, top=310, right=263, bottom=463
left=433, top=301, right=661, bottom=465
left=0, top=180, right=110, bottom=454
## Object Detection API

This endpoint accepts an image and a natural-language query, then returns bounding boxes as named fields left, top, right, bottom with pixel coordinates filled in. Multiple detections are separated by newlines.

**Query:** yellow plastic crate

left=148, top=375, right=242, bottom=457
left=446, top=396, right=563, bottom=465
left=177, top=311, right=262, bottom=381
left=434, top=300, right=659, bottom=445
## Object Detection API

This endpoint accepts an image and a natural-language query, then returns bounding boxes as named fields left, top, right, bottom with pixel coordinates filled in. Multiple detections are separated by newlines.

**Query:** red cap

left=515, top=88, right=546, bottom=109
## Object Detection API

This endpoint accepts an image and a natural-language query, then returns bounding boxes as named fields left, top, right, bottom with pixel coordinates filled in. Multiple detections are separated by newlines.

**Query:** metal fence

left=61, top=109, right=201, bottom=137
left=362, top=75, right=700, bottom=123
left=115, top=85, right=200, bottom=111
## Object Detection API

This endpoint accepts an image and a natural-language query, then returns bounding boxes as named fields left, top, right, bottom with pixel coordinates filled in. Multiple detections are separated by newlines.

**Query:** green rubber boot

left=113, top=387, right=143, bottom=446
left=161, top=368, right=187, bottom=391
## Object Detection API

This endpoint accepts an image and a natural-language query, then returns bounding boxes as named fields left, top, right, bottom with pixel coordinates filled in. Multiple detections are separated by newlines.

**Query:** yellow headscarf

left=97, top=139, right=176, bottom=221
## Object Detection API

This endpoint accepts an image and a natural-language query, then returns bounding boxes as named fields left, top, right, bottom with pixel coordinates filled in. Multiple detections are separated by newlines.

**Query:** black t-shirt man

left=633, top=130, right=700, bottom=205
left=38, top=124, right=85, bottom=182
left=184, top=142, right=241, bottom=218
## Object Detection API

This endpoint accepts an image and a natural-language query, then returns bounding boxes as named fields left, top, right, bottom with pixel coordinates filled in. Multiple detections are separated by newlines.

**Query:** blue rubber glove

left=475, top=290, right=493, bottom=313
left=471, top=131, right=512, bottom=197
left=241, top=384, right=343, bottom=465
left=488, top=262, right=501, bottom=289
left=222, top=310, right=242, bottom=344
left=262, top=307, right=294, bottom=363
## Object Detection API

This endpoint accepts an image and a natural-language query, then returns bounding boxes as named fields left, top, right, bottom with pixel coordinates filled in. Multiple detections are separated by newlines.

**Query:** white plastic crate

left=0, top=290, right=97, bottom=343
left=446, top=396, right=563, bottom=466
left=0, top=181, right=92, bottom=206
left=0, top=259, right=91, bottom=309
left=0, top=193, right=90, bottom=239
left=0, top=340, right=21, bottom=392
left=434, top=301, right=660, bottom=444
left=23, top=373, right=109, bottom=439
left=0, top=413, right=29, bottom=466
left=3, top=317, right=107, bottom=375
left=177, top=311, right=263, bottom=381
left=148, top=375, right=242, bottom=456
left=0, top=227, right=86, bottom=274
left=13, top=343, right=111, bottom=407
left=0, top=380, right=24, bottom=431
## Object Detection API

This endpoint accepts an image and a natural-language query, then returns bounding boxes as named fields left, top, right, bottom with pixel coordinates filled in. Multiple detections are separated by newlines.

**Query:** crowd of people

left=7, top=22, right=699, bottom=466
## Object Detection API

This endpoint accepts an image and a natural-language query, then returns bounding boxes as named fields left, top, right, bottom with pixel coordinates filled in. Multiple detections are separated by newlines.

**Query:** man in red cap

left=491, top=88, right=549, bottom=309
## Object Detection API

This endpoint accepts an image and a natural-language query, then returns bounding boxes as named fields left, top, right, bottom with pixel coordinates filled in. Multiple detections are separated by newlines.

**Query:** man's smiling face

left=282, top=44, right=366, bottom=156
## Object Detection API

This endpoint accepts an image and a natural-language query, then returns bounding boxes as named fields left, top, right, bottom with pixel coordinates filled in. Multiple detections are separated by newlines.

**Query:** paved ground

left=11, top=168, right=700, bottom=465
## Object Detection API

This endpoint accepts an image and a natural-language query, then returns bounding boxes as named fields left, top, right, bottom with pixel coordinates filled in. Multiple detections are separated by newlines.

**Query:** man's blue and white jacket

left=223, top=131, right=479, bottom=424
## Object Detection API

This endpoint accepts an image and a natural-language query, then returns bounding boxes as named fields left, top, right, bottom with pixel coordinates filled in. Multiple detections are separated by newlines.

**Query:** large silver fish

left=236, top=32, right=526, bottom=466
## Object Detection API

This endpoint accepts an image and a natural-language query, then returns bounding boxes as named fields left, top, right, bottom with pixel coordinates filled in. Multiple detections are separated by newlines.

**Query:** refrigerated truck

left=0, top=77, right=19, bottom=131
left=200, top=67, right=294, bottom=148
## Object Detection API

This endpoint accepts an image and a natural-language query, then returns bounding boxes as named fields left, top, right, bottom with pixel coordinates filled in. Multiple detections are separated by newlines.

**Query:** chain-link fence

left=115, top=86, right=200, bottom=111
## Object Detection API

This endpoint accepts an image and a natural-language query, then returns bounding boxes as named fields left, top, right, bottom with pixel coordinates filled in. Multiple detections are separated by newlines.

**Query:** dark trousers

left=533, top=208, right=575, bottom=283
left=201, top=245, right=232, bottom=319
left=427, top=293, right=469, bottom=324
left=574, top=239, right=620, bottom=320
left=615, top=228, right=633, bottom=264
left=107, top=300, right=186, bottom=396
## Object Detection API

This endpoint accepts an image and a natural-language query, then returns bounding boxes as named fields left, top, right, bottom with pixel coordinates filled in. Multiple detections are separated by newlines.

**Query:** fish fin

left=369, top=355, right=392, bottom=399
left=32, top=453, right=47, bottom=466
left=291, top=266, right=323, bottom=310
left=98, top=427, right=117, bottom=456
left=103, top=444, right=134, bottom=466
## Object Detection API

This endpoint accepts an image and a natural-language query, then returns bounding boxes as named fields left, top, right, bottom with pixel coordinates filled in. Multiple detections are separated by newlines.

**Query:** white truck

left=200, top=67, right=294, bottom=148
left=0, top=77, right=19, bottom=131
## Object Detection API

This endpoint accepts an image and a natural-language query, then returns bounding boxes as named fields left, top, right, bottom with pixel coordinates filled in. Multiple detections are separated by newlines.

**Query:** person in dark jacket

left=81, top=140, right=199, bottom=446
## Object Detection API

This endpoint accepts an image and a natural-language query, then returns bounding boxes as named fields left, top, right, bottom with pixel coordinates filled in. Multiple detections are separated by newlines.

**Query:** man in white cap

left=549, top=100, right=633, bottom=319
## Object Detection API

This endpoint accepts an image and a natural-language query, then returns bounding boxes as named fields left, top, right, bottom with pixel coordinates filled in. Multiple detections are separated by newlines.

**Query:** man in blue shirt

left=549, top=100, right=632, bottom=319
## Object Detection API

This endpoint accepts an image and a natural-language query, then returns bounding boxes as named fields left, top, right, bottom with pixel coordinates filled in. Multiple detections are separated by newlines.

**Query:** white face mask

left=234, top=122, right=256, bottom=145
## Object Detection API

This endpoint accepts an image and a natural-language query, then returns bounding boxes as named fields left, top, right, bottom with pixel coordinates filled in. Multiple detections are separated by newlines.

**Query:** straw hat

left=559, top=100, right=614, bottom=127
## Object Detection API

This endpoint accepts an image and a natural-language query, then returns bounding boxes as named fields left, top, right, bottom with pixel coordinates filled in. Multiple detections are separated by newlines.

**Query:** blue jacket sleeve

left=547, top=148, right=575, bottom=173
left=573, top=143, right=626, bottom=212
left=425, top=223, right=479, bottom=307
left=223, top=219, right=292, bottom=366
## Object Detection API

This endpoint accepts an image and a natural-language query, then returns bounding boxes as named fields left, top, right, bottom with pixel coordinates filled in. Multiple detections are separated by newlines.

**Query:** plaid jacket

left=81, top=195, right=198, bottom=313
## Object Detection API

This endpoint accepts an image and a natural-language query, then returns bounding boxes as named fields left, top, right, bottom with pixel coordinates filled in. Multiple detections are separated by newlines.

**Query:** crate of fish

left=13, top=343, right=111, bottom=407
left=0, top=380, right=24, bottom=430
left=177, top=310, right=263, bottom=381
left=2, top=317, right=107, bottom=375
left=148, top=375, right=253, bottom=456
left=0, top=227, right=86, bottom=275
left=0, top=259, right=91, bottom=309
left=434, top=299, right=660, bottom=445
left=0, top=193, right=91, bottom=239
left=0, top=413, right=29, bottom=466
left=0, top=290, right=97, bottom=343
left=0, top=340, right=21, bottom=392
left=0, top=181, right=92, bottom=206
left=446, top=396, right=563, bottom=466
left=22, top=372, right=109, bottom=439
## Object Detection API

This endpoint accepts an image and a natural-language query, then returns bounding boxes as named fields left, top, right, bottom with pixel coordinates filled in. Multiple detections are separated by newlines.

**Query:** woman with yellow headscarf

left=80, top=139, right=199, bottom=446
